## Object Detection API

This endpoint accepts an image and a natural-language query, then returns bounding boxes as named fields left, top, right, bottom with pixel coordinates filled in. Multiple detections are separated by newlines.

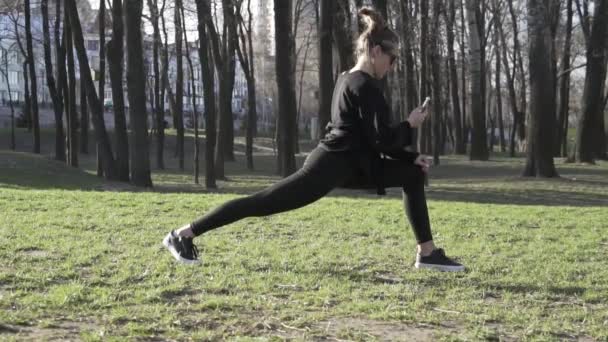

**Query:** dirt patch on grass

left=313, top=317, right=458, bottom=341
left=0, top=320, right=100, bottom=341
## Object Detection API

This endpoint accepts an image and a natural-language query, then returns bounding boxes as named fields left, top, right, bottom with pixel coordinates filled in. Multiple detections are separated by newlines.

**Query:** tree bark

left=107, top=0, right=129, bottom=181
left=465, top=0, right=489, bottom=160
left=274, top=0, right=297, bottom=176
left=125, top=0, right=153, bottom=186
left=492, top=1, right=506, bottom=152
left=444, top=0, right=464, bottom=154
left=334, top=0, right=354, bottom=72
left=24, top=0, right=40, bottom=153
left=317, top=0, right=334, bottom=140
left=65, top=10, right=78, bottom=167
left=418, top=0, right=431, bottom=154
left=91, top=0, right=106, bottom=156
left=66, top=0, right=117, bottom=179
left=42, top=0, right=66, bottom=161
left=147, top=0, right=165, bottom=169
left=80, top=67, right=88, bottom=154
left=523, top=0, right=559, bottom=177
left=175, top=0, right=185, bottom=170
left=195, top=0, right=217, bottom=189
left=575, top=0, right=608, bottom=162
left=430, top=0, right=442, bottom=165
left=235, top=0, right=258, bottom=170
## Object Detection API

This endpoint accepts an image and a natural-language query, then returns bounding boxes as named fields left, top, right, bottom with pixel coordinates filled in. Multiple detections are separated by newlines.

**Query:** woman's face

left=370, top=44, right=397, bottom=79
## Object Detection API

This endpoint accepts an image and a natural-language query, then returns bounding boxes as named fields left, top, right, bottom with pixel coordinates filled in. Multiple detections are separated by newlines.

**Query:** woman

left=163, top=7, right=464, bottom=272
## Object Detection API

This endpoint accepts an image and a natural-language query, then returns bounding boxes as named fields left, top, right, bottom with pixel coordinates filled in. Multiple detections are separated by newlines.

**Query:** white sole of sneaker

left=162, top=233, right=201, bottom=265
left=415, top=262, right=465, bottom=272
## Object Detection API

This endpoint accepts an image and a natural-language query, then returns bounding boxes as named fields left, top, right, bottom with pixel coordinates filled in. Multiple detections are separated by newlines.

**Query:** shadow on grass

left=2, top=130, right=607, bottom=207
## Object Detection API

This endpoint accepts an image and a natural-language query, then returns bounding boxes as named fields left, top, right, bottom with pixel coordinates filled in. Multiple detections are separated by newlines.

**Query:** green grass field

left=1, top=128, right=607, bottom=341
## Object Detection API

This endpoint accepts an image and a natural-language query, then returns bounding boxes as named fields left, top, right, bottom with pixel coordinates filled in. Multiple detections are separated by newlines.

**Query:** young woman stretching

left=163, top=7, right=464, bottom=272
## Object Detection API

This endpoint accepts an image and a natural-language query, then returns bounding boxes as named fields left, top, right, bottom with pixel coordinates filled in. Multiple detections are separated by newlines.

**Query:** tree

left=65, top=7, right=78, bottom=167
left=125, top=0, right=153, bottom=186
left=523, top=0, right=559, bottom=177
left=444, top=0, right=464, bottom=154
left=465, top=0, right=489, bottom=160
left=195, top=0, right=217, bottom=189
left=24, top=0, right=40, bottom=153
left=106, top=0, right=130, bottom=180
left=41, top=0, right=65, bottom=161
left=200, top=0, right=238, bottom=178
left=89, top=0, right=106, bottom=156
left=556, top=0, right=573, bottom=157
left=419, top=0, right=431, bottom=154
left=235, top=0, right=258, bottom=170
left=66, top=0, right=118, bottom=179
left=147, top=0, right=166, bottom=169
left=274, top=0, right=297, bottom=176
left=0, top=46, right=16, bottom=150
left=333, top=0, right=354, bottom=72
left=317, top=0, right=333, bottom=140
left=574, top=0, right=608, bottom=162
left=175, top=0, right=185, bottom=170
left=429, top=0, right=443, bottom=165
left=180, top=3, right=200, bottom=184
left=491, top=0, right=506, bottom=152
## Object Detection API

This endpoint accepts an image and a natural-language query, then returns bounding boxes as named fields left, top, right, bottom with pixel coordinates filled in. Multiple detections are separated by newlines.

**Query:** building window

left=8, top=71, right=18, bottom=86
left=87, top=40, right=99, bottom=51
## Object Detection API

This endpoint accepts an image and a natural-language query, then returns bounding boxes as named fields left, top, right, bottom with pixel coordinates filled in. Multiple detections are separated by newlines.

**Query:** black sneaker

left=415, top=248, right=465, bottom=272
left=162, top=230, right=201, bottom=265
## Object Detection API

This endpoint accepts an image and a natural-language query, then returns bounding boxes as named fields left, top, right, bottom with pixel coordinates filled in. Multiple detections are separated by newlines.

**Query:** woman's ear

left=370, top=45, right=382, bottom=58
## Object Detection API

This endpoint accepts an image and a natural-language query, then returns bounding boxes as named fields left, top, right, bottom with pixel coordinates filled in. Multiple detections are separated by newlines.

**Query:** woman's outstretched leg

left=162, top=148, right=355, bottom=264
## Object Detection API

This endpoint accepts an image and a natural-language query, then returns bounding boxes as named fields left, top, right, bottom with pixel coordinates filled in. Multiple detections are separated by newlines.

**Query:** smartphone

left=421, top=96, right=431, bottom=110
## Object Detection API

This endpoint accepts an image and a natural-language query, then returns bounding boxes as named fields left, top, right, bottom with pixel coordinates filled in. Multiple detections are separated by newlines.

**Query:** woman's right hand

left=406, top=106, right=428, bottom=128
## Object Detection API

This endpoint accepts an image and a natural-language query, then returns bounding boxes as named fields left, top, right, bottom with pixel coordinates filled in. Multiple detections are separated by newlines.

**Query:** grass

left=0, top=128, right=607, bottom=340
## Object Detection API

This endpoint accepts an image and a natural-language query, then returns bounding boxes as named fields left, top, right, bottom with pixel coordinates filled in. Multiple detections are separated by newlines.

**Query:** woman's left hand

left=414, top=155, right=432, bottom=173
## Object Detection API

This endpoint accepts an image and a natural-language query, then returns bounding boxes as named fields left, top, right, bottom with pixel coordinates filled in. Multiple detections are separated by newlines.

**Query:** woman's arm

left=358, top=85, right=419, bottom=162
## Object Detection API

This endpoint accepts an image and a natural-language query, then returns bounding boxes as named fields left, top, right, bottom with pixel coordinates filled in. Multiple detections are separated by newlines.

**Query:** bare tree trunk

left=24, top=0, right=40, bottom=153
left=107, top=0, right=129, bottom=181
left=430, top=0, right=442, bottom=165
left=418, top=0, right=430, bottom=154
left=125, top=0, right=152, bottom=186
left=65, top=10, right=78, bottom=167
left=575, top=0, right=608, bottom=163
left=42, top=0, right=66, bottom=161
left=147, top=0, right=165, bottom=169
left=558, top=38, right=571, bottom=159
left=334, top=0, right=354, bottom=72
left=317, top=0, right=334, bottom=140
left=0, top=47, right=16, bottom=150
left=507, top=0, right=526, bottom=145
left=492, top=1, right=506, bottom=152
left=80, top=68, right=88, bottom=154
left=459, top=0, right=468, bottom=151
left=465, top=0, right=489, bottom=160
left=66, top=0, right=117, bottom=179
left=235, top=0, right=258, bottom=170
left=90, top=0, right=106, bottom=156
left=523, top=0, right=559, bottom=177
left=275, top=0, right=297, bottom=176
left=180, top=4, right=200, bottom=184
left=444, top=0, right=464, bottom=154
left=195, top=0, right=217, bottom=188
left=175, top=0, right=185, bottom=170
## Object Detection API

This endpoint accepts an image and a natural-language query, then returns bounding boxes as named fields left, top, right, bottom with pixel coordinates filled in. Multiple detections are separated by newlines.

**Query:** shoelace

left=180, top=238, right=199, bottom=259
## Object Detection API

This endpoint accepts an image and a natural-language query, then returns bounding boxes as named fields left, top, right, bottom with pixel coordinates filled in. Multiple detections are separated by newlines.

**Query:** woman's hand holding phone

left=406, top=96, right=430, bottom=128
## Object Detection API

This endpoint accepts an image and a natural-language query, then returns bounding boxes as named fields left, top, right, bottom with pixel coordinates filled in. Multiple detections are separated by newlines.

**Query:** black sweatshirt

left=320, top=70, right=419, bottom=195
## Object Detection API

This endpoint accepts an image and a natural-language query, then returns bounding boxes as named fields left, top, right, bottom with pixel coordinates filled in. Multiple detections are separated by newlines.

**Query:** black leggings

left=191, top=147, right=433, bottom=243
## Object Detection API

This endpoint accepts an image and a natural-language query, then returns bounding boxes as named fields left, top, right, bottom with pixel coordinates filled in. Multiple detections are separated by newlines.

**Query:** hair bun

left=358, top=6, right=386, bottom=32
